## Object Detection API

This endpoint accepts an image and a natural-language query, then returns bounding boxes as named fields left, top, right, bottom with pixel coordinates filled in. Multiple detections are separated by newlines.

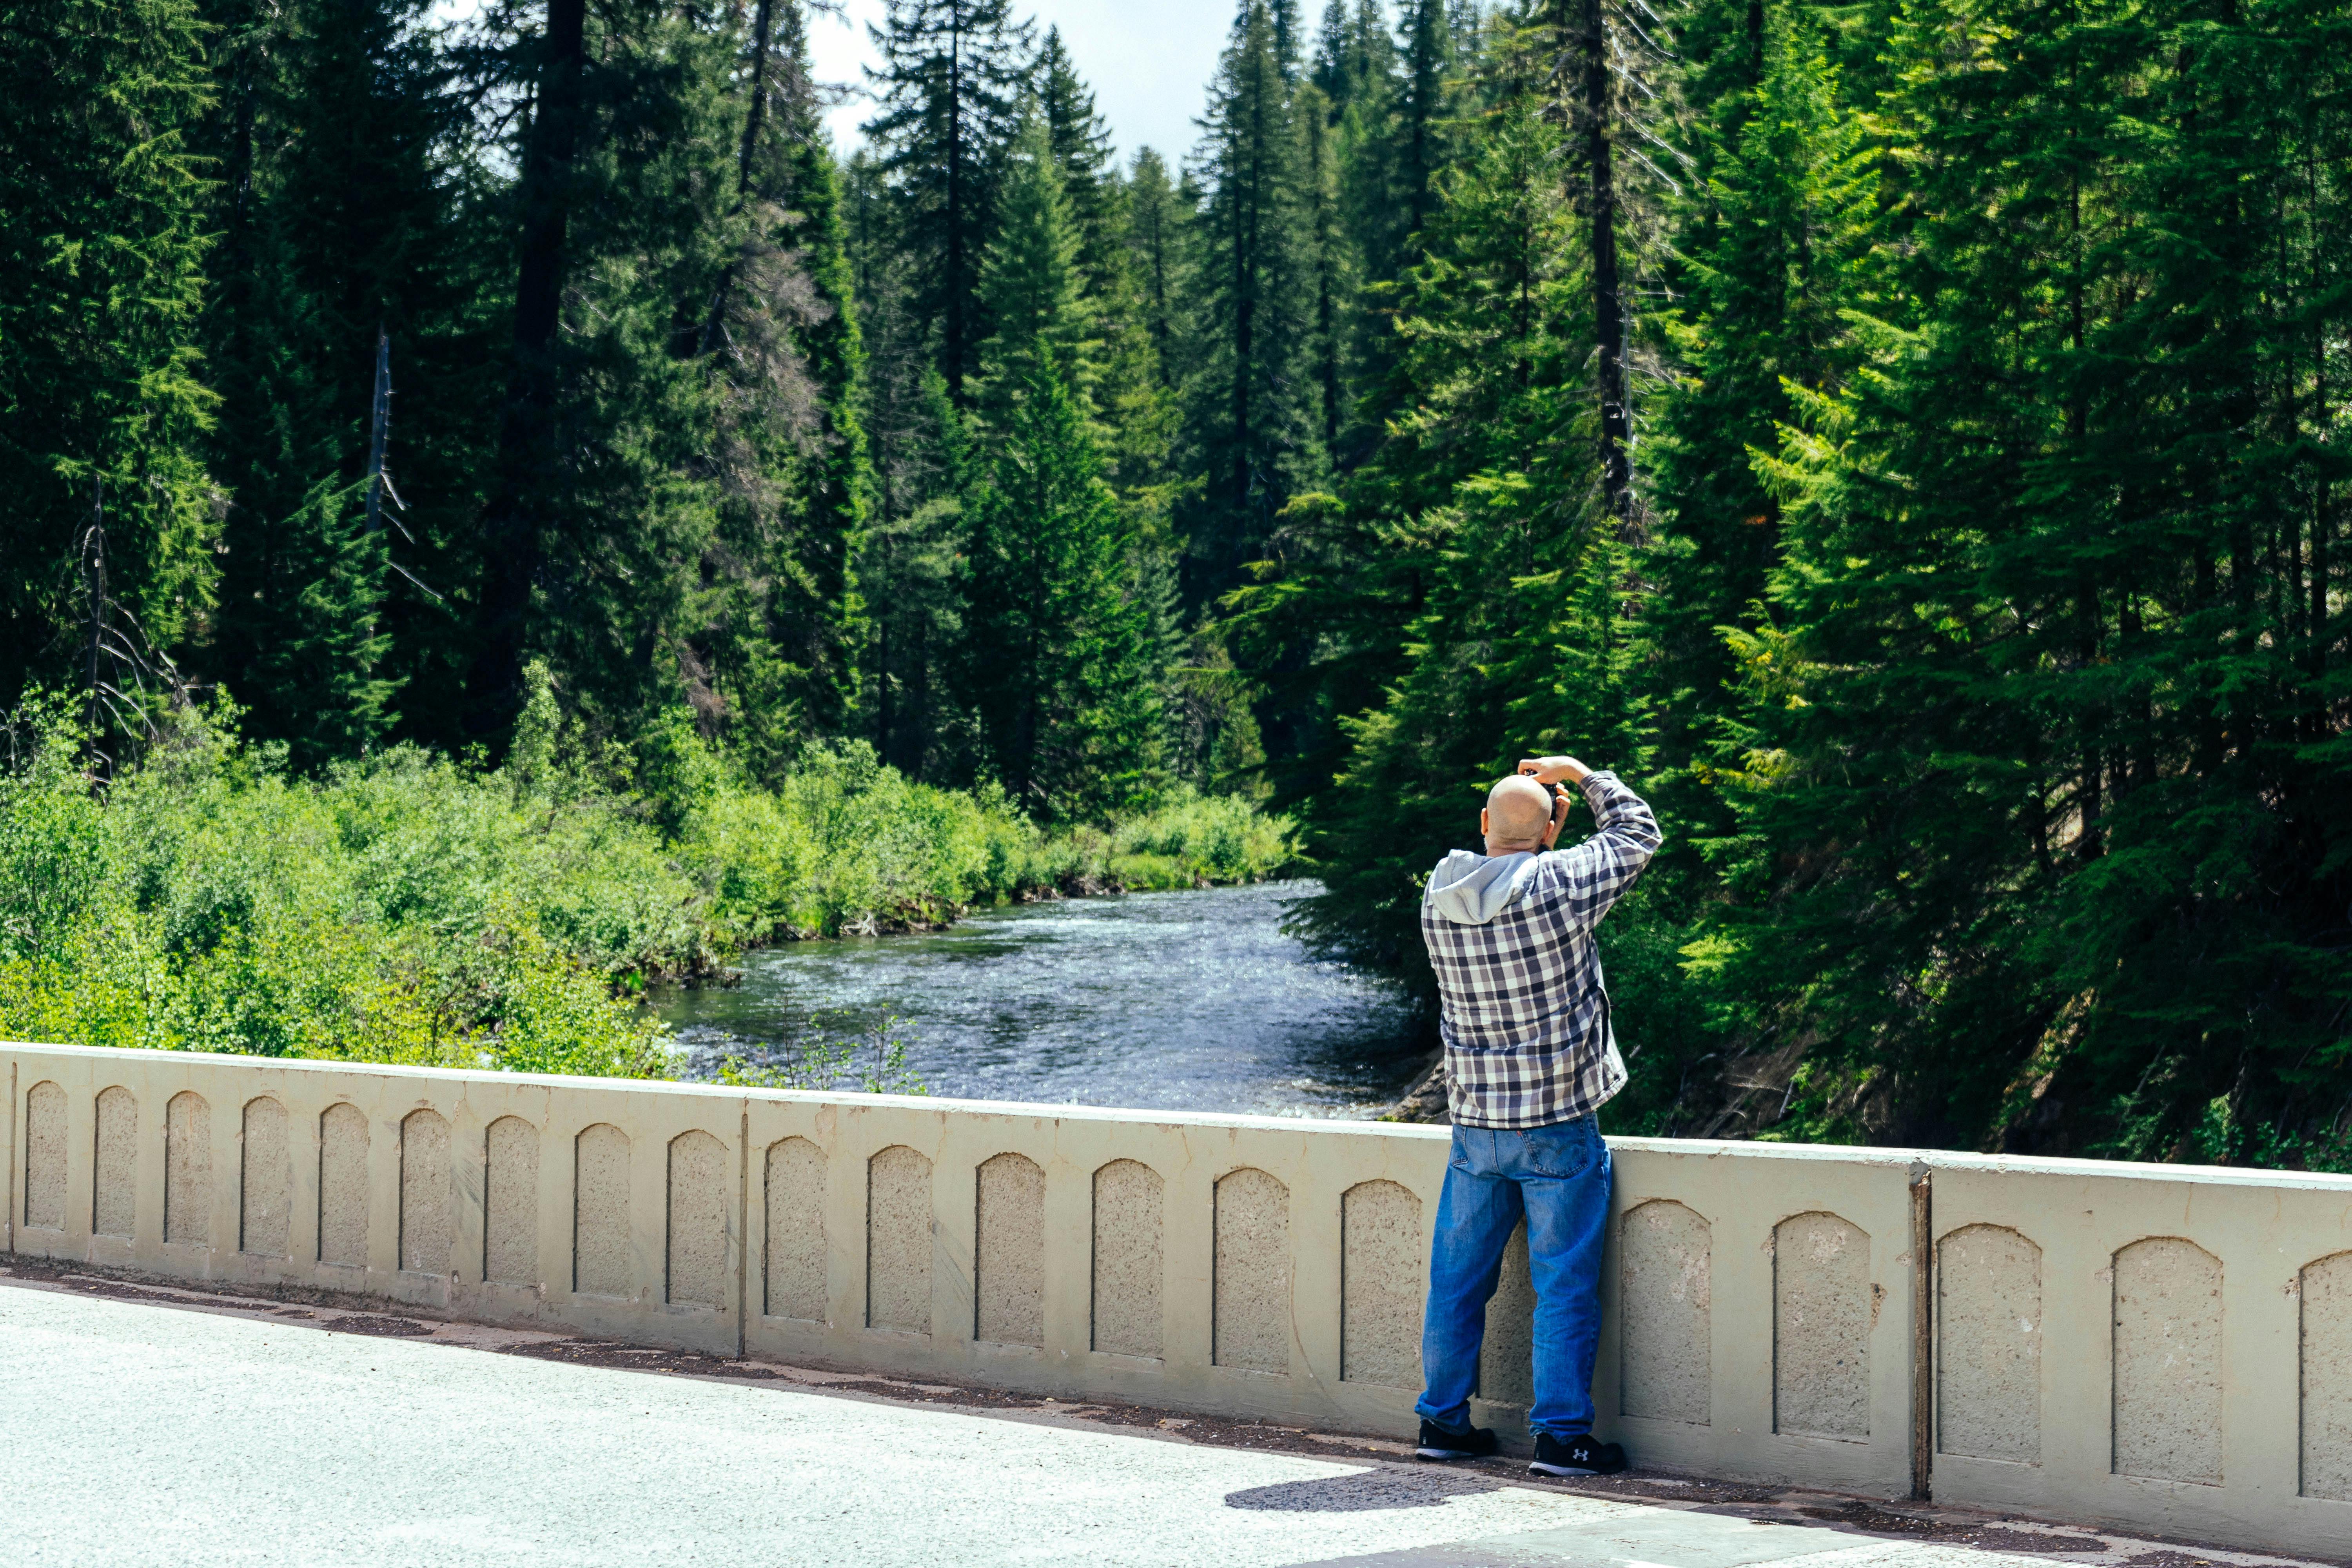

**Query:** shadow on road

left=1225, top=1467, right=1506, bottom=1513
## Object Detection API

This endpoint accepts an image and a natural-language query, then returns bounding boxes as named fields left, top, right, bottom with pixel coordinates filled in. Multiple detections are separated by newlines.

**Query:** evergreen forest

left=3, top=0, right=2349, bottom=1166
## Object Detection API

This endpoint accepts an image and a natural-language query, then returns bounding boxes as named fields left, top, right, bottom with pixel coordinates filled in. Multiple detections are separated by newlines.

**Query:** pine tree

left=0, top=0, right=218, bottom=721
left=1395, top=0, right=1459, bottom=255
left=1297, top=83, right=1348, bottom=458
left=960, top=113, right=1159, bottom=817
left=697, top=0, right=874, bottom=776
left=1562, top=0, right=1633, bottom=526
left=863, top=0, right=1033, bottom=400
left=1229, top=97, right=1606, bottom=970
left=201, top=0, right=494, bottom=762
left=465, top=0, right=589, bottom=742
left=1688, top=0, right=2352, bottom=1157
left=1325, top=0, right=1403, bottom=454
left=0, top=0, right=219, bottom=743
left=1648, top=14, right=1881, bottom=744
left=466, top=0, right=759, bottom=748
left=1311, top=1, right=1345, bottom=104
left=1033, top=27, right=1118, bottom=289
left=1123, top=149, right=1191, bottom=396
left=1180, top=0, right=1329, bottom=613
left=1034, top=27, right=1174, bottom=499
left=847, top=150, right=966, bottom=779
left=1270, top=0, right=1307, bottom=79
left=243, top=477, right=397, bottom=763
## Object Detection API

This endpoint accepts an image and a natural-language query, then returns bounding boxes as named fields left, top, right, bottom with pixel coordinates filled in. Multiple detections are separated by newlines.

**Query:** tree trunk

left=467, top=0, right=588, bottom=745
left=1577, top=0, right=1632, bottom=526
left=944, top=14, right=967, bottom=399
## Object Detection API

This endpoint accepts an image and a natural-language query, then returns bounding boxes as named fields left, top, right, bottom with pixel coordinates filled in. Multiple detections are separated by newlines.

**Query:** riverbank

left=0, top=698, right=1294, bottom=1079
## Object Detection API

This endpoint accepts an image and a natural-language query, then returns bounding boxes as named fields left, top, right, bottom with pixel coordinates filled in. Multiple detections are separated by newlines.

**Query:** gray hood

left=1423, top=848, right=1544, bottom=926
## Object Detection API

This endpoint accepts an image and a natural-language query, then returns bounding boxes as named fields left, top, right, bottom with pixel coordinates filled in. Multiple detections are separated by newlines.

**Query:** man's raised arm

left=1517, top=755, right=1662, bottom=932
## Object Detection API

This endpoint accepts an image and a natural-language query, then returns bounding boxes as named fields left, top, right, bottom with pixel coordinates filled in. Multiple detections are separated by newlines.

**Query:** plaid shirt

left=1419, top=771, right=1662, bottom=1129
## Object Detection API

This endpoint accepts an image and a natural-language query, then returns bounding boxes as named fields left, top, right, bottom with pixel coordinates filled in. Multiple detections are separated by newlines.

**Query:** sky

left=805, top=0, right=1239, bottom=169
left=425, top=2, right=1250, bottom=170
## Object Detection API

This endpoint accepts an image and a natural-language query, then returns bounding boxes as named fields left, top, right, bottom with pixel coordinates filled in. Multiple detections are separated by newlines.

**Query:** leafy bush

left=0, top=690, right=1294, bottom=1078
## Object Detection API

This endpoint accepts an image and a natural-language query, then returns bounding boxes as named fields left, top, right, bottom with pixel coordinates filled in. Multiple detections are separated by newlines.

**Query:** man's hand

left=1517, top=755, right=1593, bottom=786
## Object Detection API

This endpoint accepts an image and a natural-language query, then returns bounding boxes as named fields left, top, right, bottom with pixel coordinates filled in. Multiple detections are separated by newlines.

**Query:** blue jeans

left=1416, top=1116, right=1612, bottom=1439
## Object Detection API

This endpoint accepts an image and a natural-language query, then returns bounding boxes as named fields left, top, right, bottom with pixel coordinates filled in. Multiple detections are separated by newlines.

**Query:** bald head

left=1483, top=774, right=1558, bottom=852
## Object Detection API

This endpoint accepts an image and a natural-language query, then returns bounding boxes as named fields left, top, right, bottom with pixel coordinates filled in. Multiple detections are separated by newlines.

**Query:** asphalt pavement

left=0, top=1279, right=2312, bottom=1568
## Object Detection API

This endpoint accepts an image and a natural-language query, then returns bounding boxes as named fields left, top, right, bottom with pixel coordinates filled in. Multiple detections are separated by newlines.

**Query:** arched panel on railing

left=1090, top=1159, right=1161, bottom=1357
left=1773, top=1210, right=1870, bottom=1440
left=574, top=1123, right=632, bottom=1298
left=764, top=1137, right=826, bottom=1322
left=484, top=1116, right=539, bottom=1285
left=400, top=1109, right=453, bottom=1275
left=1213, top=1167, right=1290, bottom=1374
left=23, top=1080, right=66, bottom=1231
left=2303, top=1249, right=2352, bottom=1501
left=240, top=1097, right=290, bottom=1256
left=1936, top=1222, right=2041, bottom=1463
left=318, top=1103, right=370, bottom=1266
left=1621, top=1199, right=1711, bottom=1425
left=93, top=1086, right=136, bottom=1239
left=975, top=1152, right=1045, bottom=1347
left=1479, top=1224, right=1536, bottom=1409
left=866, top=1145, right=932, bottom=1333
left=164, top=1091, right=211, bottom=1246
left=666, top=1129, right=728, bottom=1308
left=2112, top=1236, right=2223, bottom=1485
left=1341, top=1179, right=1423, bottom=1389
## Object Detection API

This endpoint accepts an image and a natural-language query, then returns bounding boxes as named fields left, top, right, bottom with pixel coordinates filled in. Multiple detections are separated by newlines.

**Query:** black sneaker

left=1414, top=1417, right=1499, bottom=1461
left=1529, top=1432, right=1628, bottom=1476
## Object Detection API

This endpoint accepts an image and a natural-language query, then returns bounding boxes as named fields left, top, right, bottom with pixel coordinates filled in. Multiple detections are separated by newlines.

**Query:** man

left=1412, top=753, right=1661, bottom=1478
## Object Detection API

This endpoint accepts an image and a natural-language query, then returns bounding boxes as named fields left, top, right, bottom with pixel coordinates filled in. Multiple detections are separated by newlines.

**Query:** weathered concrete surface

left=764, top=1134, right=825, bottom=1321
left=1936, top=1225, right=2042, bottom=1466
left=94, top=1084, right=136, bottom=1238
left=1773, top=1210, right=1870, bottom=1441
left=1620, top=1199, right=1711, bottom=1426
left=1215, top=1165, right=1291, bottom=1372
left=868, top=1142, right=934, bottom=1332
left=977, top=1150, right=1046, bottom=1345
left=1091, top=1156, right=1162, bottom=1356
left=400, top=1109, right=453, bottom=1275
left=483, top=1114, right=537, bottom=1286
left=318, top=1098, right=369, bottom=1267
left=240, top=1095, right=289, bottom=1256
left=1343, top=1178, right=1424, bottom=1389
left=0, top=1276, right=2318, bottom=1568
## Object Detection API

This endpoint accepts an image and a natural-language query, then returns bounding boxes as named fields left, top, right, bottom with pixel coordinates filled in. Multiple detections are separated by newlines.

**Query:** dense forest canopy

left=2, top=0, right=2348, bottom=1165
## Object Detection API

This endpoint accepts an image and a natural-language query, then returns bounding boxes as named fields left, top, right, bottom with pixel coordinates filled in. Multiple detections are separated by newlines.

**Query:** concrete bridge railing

left=5, top=1041, right=2348, bottom=1557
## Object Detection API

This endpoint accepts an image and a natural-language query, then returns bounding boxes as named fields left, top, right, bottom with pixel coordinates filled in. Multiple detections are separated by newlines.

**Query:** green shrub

left=0, top=693, right=1294, bottom=1080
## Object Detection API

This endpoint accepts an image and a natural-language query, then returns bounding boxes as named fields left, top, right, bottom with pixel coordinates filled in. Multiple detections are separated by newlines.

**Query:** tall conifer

left=202, top=0, right=492, bottom=762
left=863, top=0, right=1032, bottom=400
left=467, top=0, right=768, bottom=748
left=961, top=113, right=1159, bottom=817
left=1181, top=0, right=1328, bottom=611
left=1123, top=150, right=1191, bottom=396
left=1649, top=16, right=1880, bottom=742
left=0, top=0, right=217, bottom=719
left=1690, top=0, right=2352, bottom=1156
left=698, top=0, right=874, bottom=773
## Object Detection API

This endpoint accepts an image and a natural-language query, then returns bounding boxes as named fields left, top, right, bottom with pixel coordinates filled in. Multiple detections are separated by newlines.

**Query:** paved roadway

left=0, top=1284, right=2280, bottom=1568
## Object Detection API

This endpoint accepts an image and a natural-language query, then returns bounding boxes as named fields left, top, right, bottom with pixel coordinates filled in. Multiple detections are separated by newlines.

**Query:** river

left=650, top=881, right=1429, bottom=1118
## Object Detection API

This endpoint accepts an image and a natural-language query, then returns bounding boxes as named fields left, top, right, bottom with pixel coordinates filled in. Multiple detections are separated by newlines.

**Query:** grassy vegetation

left=0, top=688, right=1294, bottom=1079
